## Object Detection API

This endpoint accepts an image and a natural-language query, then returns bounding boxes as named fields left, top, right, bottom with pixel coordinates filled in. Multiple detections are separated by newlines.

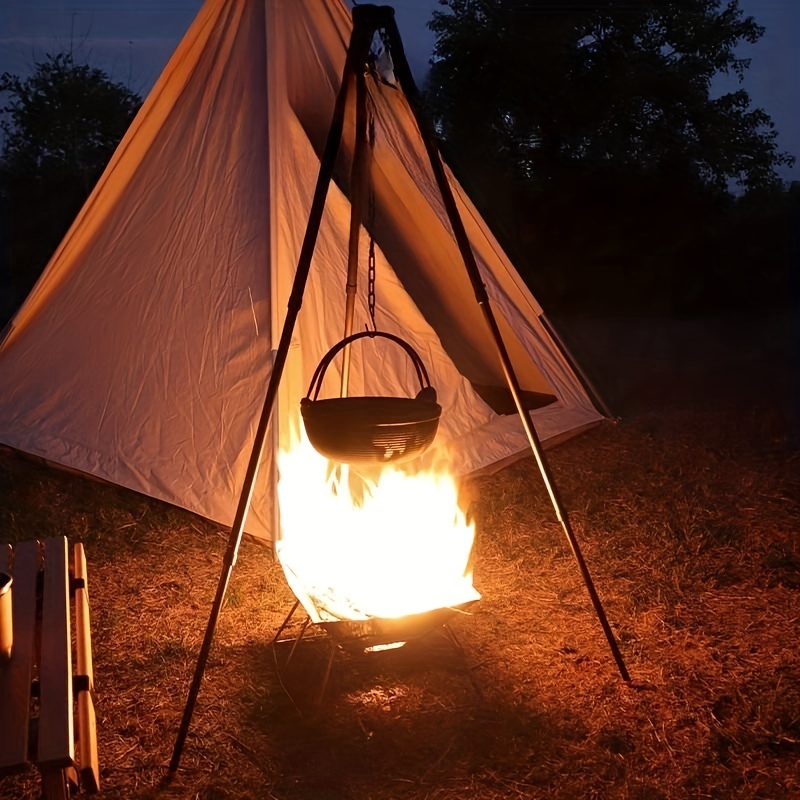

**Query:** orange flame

left=276, top=434, right=480, bottom=623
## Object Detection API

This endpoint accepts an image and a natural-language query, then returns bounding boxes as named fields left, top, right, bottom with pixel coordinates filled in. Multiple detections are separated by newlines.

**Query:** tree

left=423, top=0, right=796, bottom=314
left=425, top=0, right=794, bottom=193
left=0, top=53, right=141, bottom=303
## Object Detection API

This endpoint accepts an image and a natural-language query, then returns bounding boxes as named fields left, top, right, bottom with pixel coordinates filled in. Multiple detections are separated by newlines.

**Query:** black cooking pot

left=300, top=331, right=441, bottom=465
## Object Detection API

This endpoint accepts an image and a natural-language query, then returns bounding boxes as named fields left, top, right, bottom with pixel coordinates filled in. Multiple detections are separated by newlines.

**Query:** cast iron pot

left=300, top=331, right=441, bottom=465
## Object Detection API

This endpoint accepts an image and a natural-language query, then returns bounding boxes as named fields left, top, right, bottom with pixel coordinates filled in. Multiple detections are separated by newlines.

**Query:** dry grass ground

left=1, top=314, right=798, bottom=800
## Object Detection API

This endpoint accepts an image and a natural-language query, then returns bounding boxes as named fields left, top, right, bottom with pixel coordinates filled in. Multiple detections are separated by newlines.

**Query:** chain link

left=366, top=109, right=378, bottom=332
left=367, top=237, right=377, bottom=331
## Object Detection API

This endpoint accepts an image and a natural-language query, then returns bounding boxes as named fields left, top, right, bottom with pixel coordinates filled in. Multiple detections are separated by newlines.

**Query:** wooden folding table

left=0, top=537, right=99, bottom=799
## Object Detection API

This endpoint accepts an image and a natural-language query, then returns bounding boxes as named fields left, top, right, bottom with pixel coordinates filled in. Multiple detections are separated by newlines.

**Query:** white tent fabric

left=0, top=0, right=602, bottom=542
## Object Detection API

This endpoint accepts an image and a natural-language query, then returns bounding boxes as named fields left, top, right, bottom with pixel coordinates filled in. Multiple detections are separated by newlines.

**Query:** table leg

left=40, top=767, right=69, bottom=800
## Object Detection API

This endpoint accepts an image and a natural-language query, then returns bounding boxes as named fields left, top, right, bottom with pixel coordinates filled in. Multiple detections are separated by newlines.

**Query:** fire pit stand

left=273, top=600, right=477, bottom=654
left=270, top=599, right=478, bottom=706
left=271, top=601, right=336, bottom=707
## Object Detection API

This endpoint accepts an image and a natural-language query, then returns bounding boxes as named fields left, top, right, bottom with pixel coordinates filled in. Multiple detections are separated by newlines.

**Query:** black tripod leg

left=382, top=12, right=630, bottom=683
left=168, top=17, right=378, bottom=775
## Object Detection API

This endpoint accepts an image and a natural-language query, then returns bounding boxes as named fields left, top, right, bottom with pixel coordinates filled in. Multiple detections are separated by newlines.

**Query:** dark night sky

left=0, top=0, right=797, bottom=183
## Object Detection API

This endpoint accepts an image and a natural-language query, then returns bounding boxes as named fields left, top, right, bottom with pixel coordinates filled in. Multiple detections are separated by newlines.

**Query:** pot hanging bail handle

left=305, top=331, right=432, bottom=401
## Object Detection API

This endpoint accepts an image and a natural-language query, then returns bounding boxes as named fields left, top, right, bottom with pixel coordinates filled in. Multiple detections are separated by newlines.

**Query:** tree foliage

left=423, top=0, right=795, bottom=314
left=0, top=53, right=141, bottom=304
left=426, top=0, right=793, bottom=193
left=1, top=52, right=140, bottom=188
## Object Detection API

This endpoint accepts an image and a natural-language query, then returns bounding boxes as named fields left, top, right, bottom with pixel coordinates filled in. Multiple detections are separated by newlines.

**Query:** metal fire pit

left=275, top=558, right=480, bottom=653
left=271, top=580, right=480, bottom=704
left=273, top=546, right=480, bottom=704
left=318, top=602, right=477, bottom=652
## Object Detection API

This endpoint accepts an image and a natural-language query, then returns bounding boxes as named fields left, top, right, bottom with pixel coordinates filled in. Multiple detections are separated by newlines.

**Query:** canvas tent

left=0, top=0, right=603, bottom=544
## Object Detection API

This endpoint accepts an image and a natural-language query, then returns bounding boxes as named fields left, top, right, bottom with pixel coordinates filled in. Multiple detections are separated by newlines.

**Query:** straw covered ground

left=1, top=314, right=798, bottom=800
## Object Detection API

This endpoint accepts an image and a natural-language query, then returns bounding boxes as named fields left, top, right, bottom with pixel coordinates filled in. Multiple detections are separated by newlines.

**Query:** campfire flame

left=276, top=434, right=480, bottom=625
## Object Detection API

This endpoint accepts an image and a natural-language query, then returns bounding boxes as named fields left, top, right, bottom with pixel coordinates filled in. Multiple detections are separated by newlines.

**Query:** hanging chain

left=367, top=239, right=377, bottom=332
left=366, top=108, right=378, bottom=332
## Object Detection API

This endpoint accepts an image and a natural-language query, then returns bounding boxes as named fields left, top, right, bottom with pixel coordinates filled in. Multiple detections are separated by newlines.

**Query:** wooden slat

left=76, top=694, right=99, bottom=793
left=38, top=537, right=74, bottom=768
left=0, top=540, right=39, bottom=774
left=73, top=543, right=99, bottom=792
left=73, top=545, right=94, bottom=691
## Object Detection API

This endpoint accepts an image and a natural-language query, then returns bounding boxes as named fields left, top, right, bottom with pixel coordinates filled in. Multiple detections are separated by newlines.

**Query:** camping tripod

left=169, top=3, right=629, bottom=774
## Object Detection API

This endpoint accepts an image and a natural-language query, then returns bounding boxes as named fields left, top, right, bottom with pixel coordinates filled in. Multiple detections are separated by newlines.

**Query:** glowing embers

left=276, top=434, right=480, bottom=648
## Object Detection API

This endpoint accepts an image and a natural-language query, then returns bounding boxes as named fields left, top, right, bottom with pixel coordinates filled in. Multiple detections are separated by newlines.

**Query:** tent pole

left=381, top=9, right=630, bottom=682
left=168, top=19, right=375, bottom=774
left=538, top=312, right=616, bottom=420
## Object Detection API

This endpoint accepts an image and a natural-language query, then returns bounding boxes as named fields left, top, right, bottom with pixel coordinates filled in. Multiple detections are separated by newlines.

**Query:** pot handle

left=305, top=331, right=432, bottom=401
